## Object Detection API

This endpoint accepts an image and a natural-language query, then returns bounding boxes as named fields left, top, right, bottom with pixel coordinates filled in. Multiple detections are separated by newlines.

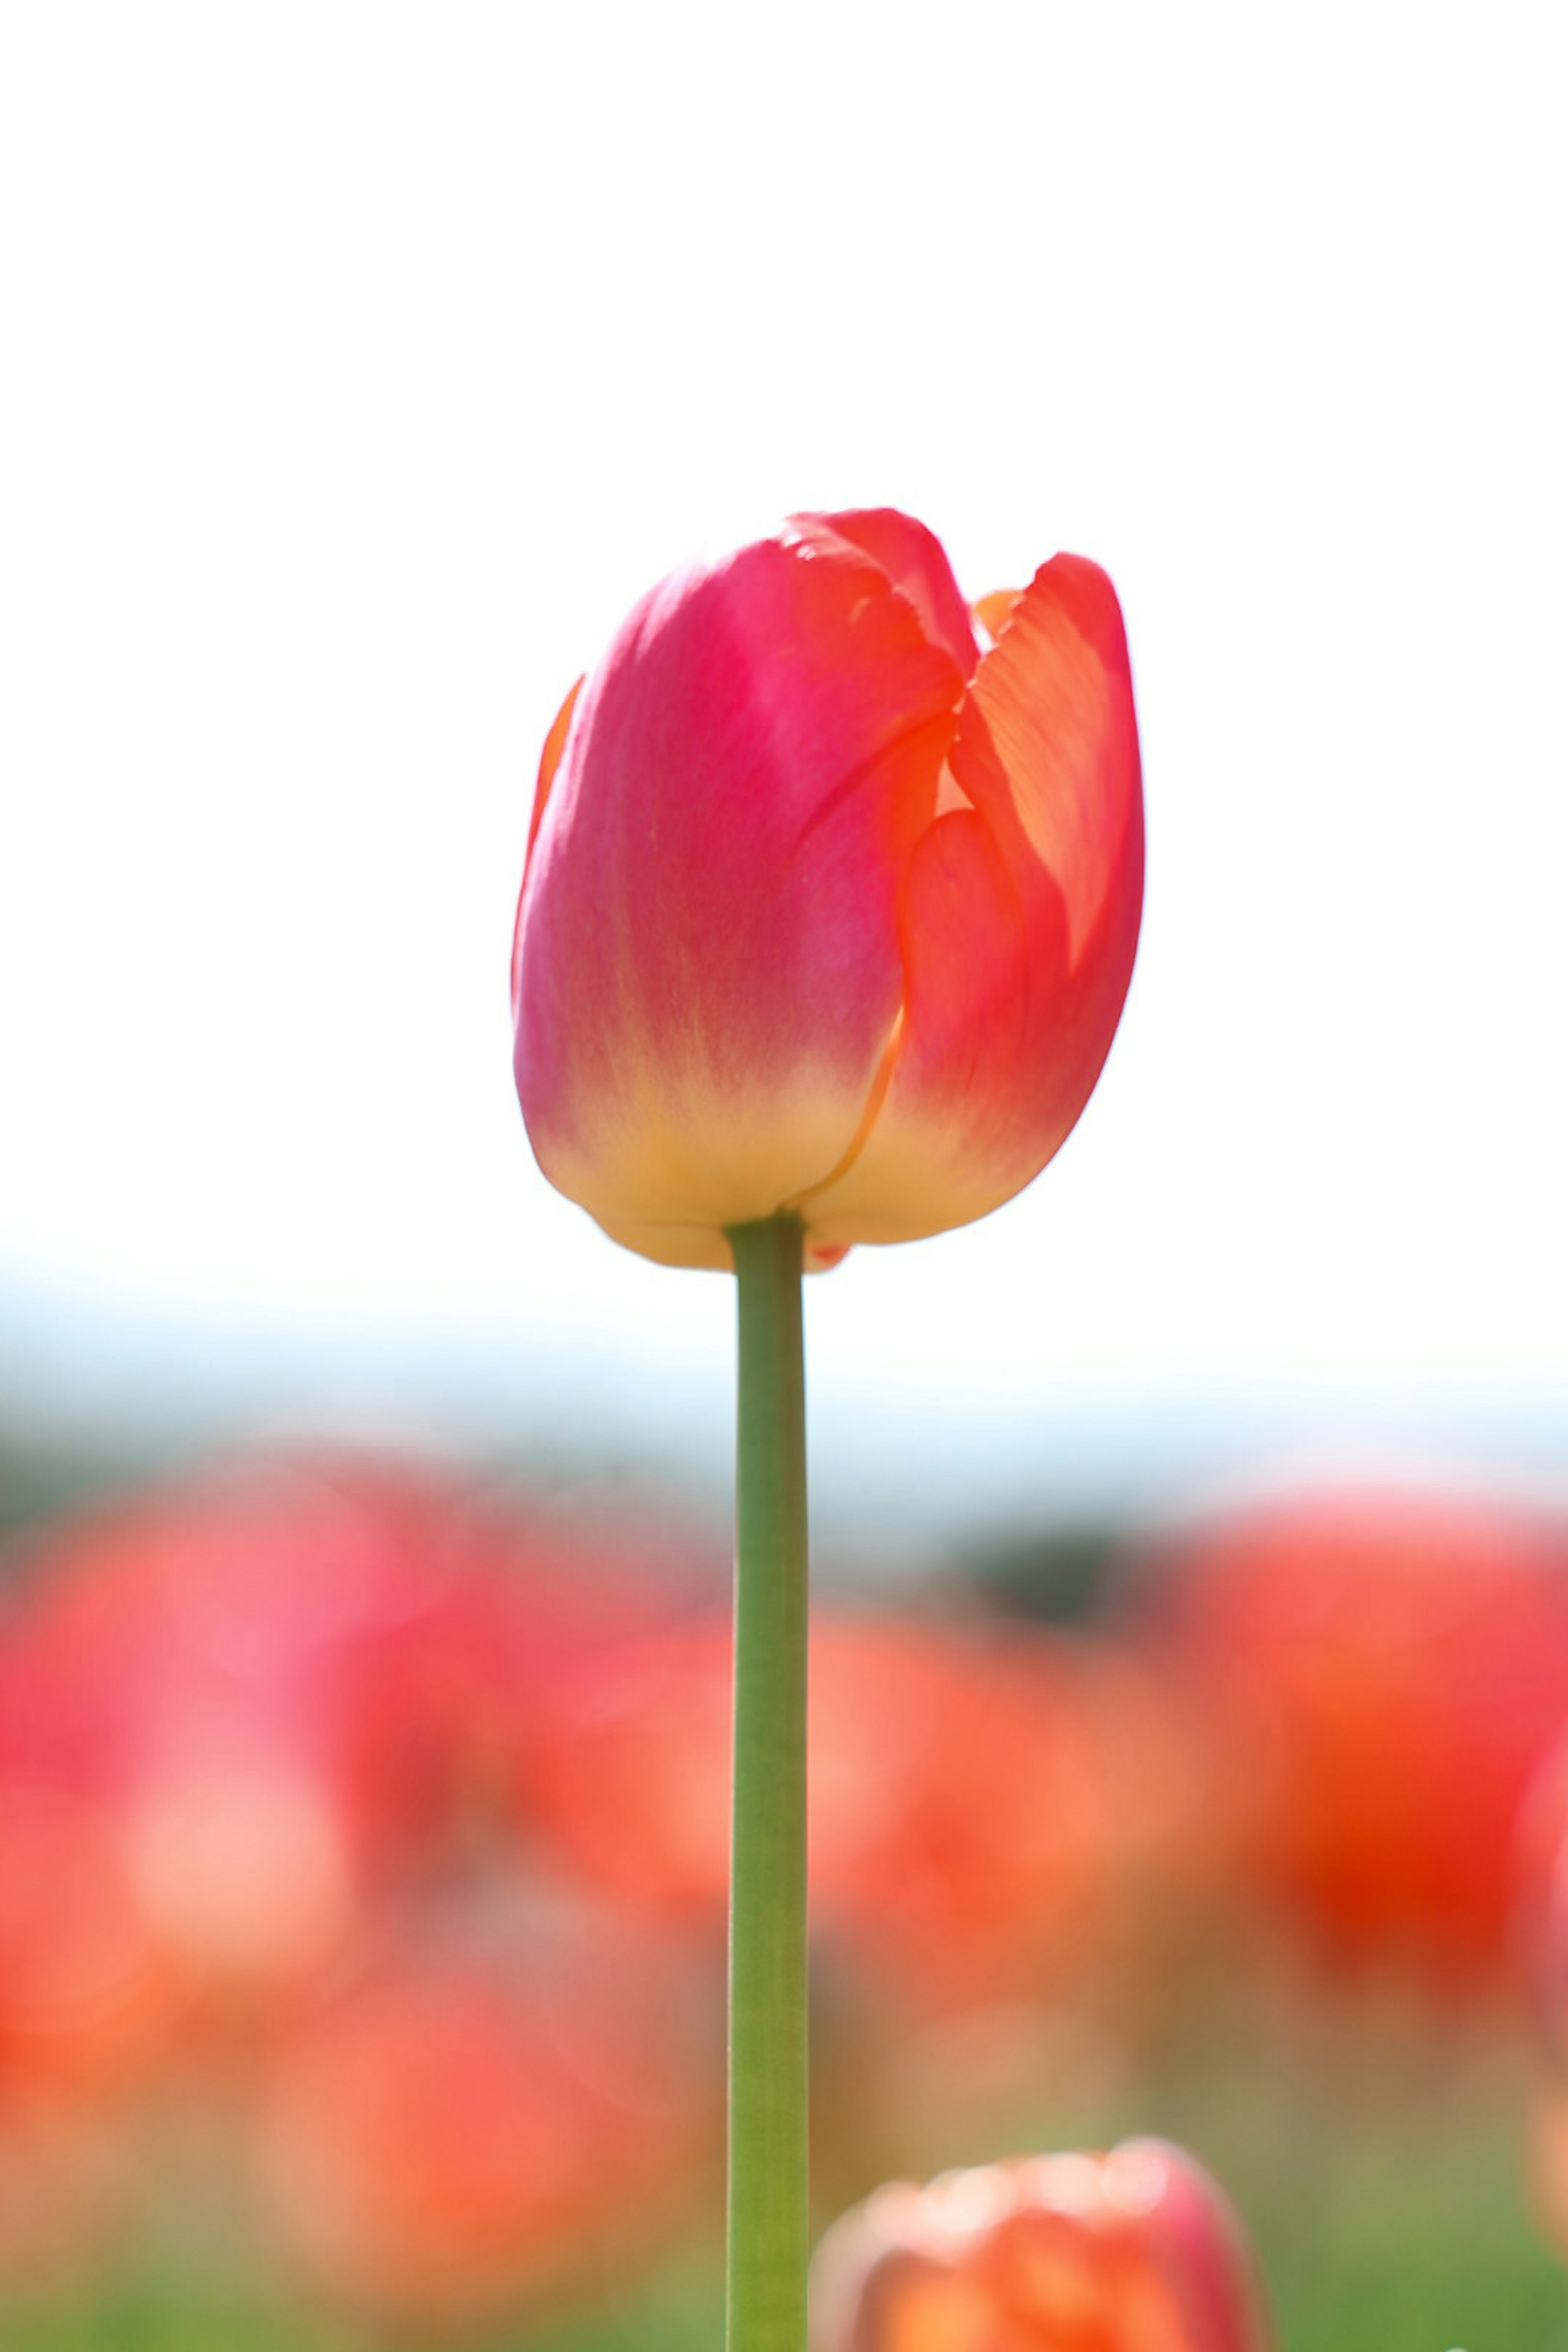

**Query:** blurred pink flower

left=523, top=1612, right=1196, bottom=2012
left=0, top=1454, right=451, bottom=2014
left=258, top=1899, right=717, bottom=2325
left=330, top=1491, right=717, bottom=1880
left=1129, top=1486, right=1568, bottom=1982
left=0, top=1785, right=178, bottom=2089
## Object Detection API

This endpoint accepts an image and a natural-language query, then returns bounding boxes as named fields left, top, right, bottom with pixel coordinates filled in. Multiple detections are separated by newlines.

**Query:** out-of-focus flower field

left=2, top=1437, right=1567, bottom=2349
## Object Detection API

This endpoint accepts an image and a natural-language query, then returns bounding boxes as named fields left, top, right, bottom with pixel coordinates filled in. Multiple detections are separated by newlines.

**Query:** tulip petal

left=592, top=1213, right=849, bottom=1275
left=961, top=555, right=1142, bottom=971
left=526, top=679, right=583, bottom=869
left=810, top=2144, right=1273, bottom=2352
left=972, top=588, right=1022, bottom=641
left=1102, top=2141, right=1274, bottom=2352
left=511, top=678, right=582, bottom=1016
left=793, top=508, right=981, bottom=679
left=791, top=808, right=1042, bottom=1237
left=807, top=555, right=1142, bottom=1248
left=515, top=532, right=964, bottom=1258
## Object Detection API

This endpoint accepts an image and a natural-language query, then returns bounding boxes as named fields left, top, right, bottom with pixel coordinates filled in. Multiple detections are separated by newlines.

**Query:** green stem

left=724, top=1212, right=810, bottom=2352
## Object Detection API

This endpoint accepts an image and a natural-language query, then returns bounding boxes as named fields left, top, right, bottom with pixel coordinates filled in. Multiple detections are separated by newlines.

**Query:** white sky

left=2, top=2, right=1565, bottom=1524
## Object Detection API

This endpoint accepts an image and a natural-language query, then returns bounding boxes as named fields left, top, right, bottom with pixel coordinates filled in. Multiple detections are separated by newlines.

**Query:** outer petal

left=589, top=1211, right=849, bottom=1275
left=806, top=554, right=1143, bottom=1248
left=1096, top=2140, right=1274, bottom=2352
left=972, top=587, right=1022, bottom=642
left=510, top=677, right=581, bottom=1018
left=793, top=508, right=982, bottom=679
left=514, top=532, right=962, bottom=1262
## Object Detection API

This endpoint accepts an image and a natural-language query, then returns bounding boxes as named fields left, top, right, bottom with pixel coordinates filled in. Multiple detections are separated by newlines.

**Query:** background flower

left=809, top=2141, right=1274, bottom=2352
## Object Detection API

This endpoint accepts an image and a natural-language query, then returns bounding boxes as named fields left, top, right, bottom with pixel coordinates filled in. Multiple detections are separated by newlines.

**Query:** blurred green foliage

left=963, top=1522, right=1120, bottom=1624
left=0, top=1424, right=149, bottom=1547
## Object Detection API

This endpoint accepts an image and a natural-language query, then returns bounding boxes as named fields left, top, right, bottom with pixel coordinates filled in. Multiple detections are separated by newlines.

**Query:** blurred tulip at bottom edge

left=810, top=2139, right=1274, bottom=2352
left=256, top=1895, right=720, bottom=2330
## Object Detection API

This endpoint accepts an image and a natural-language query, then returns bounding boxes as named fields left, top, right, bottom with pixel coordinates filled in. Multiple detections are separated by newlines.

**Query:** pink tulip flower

left=513, top=509, right=1142, bottom=1268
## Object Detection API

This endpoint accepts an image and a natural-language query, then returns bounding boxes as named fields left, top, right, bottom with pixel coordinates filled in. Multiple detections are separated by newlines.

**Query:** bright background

left=2, top=0, right=1566, bottom=1525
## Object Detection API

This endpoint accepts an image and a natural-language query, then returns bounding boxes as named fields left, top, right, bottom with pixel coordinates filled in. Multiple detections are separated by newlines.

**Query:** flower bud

left=513, top=509, right=1142, bottom=1269
left=810, top=2139, right=1273, bottom=2352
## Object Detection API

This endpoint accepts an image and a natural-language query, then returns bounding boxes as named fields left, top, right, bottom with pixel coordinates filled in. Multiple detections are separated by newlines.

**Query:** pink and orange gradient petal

left=511, top=678, right=584, bottom=1018
left=514, top=530, right=965, bottom=1261
left=955, top=554, right=1143, bottom=1173
left=525, top=679, right=582, bottom=871
left=794, top=508, right=981, bottom=679
left=809, top=556, right=1141, bottom=1247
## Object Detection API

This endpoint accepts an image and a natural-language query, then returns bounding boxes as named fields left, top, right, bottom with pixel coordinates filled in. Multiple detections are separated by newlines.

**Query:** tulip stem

left=725, top=1211, right=810, bottom=2352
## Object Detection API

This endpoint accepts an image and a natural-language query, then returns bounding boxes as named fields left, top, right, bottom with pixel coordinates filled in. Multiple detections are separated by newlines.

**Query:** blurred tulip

left=331, top=1494, right=718, bottom=1882
left=124, top=1752, right=354, bottom=1998
left=0, top=1459, right=724, bottom=2025
left=811, top=2140, right=1273, bottom=2352
left=1512, top=1731, right=1568, bottom=2048
left=0, top=1455, right=479, bottom=2011
left=521, top=1619, right=731, bottom=1914
left=525, top=1613, right=1163, bottom=2011
left=808, top=1624, right=1111, bottom=2006
left=259, top=1899, right=718, bottom=2326
left=0, top=1454, right=459, bottom=1800
left=1128, top=1486, right=1568, bottom=1982
left=0, top=1454, right=740, bottom=2322
left=513, top=508, right=1142, bottom=1269
left=0, top=1786, right=179, bottom=2089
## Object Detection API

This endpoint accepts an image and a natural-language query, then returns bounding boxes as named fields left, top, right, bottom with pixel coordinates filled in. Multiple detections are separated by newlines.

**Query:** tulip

left=259, top=1910, right=716, bottom=2327
left=510, top=509, right=1143, bottom=2352
left=334, top=1493, right=719, bottom=1880
left=811, top=2140, right=1273, bottom=2352
left=0, top=1785, right=179, bottom=2090
left=512, top=508, right=1142, bottom=1269
left=0, top=1457, right=457, bottom=2017
left=523, top=1615, right=1129, bottom=2005
left=1516, top=1733, right=1568, bottom=2062
left=1129, top=1486, right=1568, bottom=1983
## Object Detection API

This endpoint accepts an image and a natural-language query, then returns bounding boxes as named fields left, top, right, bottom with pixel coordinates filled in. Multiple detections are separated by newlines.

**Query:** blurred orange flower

left=810, top=2140, right=1273, bottom=2352
left=521, top=1611, right=1199, bottom=2016
left=1128, top=1485, right=1568, bottom=1982
left=258, top=1900, right=717, bottom=2326
left=0, top=1785, right=178, bottom=2090
left=332, top=1491, right=717, bottom=1880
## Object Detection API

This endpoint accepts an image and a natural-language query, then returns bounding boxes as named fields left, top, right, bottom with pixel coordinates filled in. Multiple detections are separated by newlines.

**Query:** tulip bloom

left=811, top=2141, right=1273, bottom=2352
left=513, top=509, right=1142, bottom=1268
left=1131, top=1487, right=1568, bottom=1981
left=522, top=1615, right=1151, bottom=2005
left=260, top=1918, right=715, bottom=2326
